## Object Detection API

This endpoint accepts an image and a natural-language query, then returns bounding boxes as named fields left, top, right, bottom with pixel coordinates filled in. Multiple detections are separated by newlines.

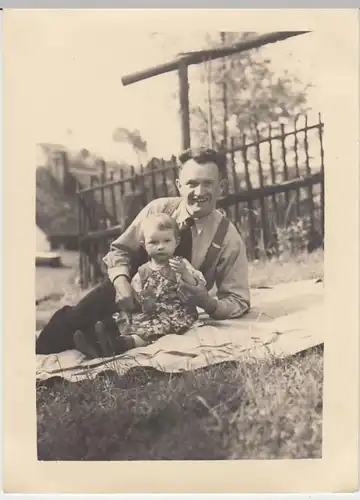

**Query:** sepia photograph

left=33, top=22, right=327, bottom=463
left=2, top=6, right=359, bottom=493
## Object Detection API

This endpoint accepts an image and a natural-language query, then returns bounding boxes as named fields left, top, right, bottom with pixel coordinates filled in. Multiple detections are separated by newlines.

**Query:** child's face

left=143, top=227, right=177, bottom=263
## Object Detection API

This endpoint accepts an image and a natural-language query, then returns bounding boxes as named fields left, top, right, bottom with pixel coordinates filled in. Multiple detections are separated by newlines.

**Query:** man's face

left=176, top=159, right=222, bottom=218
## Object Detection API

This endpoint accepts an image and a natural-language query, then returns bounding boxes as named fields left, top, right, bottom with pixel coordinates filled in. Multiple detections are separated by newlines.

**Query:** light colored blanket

left=36, top=279, right=324, bottom=383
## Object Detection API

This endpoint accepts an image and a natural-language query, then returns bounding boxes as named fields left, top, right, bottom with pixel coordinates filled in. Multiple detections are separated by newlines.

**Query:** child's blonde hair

left=140, top=213, right=180, bottom=242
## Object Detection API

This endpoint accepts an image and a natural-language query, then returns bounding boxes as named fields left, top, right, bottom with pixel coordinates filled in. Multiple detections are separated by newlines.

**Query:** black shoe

left=94, top=321, right=117, bottom=357
left=36, top=306, right=75, bottom=354
left=73, top=330, right=100, bottom=359
left=95, top=321, right=135, bottom=356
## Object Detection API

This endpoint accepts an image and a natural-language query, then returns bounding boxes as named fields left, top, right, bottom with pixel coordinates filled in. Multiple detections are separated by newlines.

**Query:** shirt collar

left=177, top=200, right=216, bottom=235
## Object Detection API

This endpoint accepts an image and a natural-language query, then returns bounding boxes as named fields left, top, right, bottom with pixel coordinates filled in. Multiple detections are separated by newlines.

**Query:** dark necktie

left=175, top=217, right=195, bottom=262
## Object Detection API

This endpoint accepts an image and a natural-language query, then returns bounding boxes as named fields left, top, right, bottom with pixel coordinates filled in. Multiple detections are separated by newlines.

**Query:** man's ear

left=175, top=178, right=181, bottom=192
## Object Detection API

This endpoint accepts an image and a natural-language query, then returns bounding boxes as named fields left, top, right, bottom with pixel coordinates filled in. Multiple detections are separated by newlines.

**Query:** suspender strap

left=199, top=215, right=230, bottom=277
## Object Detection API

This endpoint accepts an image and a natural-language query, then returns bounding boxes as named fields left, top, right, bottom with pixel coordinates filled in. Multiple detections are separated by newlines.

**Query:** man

left=36, top=147, right=250, bottom=356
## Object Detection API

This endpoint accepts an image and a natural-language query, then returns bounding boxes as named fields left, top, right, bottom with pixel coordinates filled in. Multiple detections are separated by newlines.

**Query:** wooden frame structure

left=121, top=31, right=310, bottom=150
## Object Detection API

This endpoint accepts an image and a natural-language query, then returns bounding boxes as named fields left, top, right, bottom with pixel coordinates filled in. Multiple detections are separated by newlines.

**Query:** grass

left=37, top=250, right=324, bottom=461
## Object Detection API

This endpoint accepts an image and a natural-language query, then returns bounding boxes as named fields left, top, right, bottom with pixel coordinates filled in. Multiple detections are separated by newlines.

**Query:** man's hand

left=178, top=280, right=218, bottom=315
left=113, top=275, right=136, bottom=311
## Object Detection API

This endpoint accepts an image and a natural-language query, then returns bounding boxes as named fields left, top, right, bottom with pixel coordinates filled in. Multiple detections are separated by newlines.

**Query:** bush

left=277, top=216, right=311, bottom=255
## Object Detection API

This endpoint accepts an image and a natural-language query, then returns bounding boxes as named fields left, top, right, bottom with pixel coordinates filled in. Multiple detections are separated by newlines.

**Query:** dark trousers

left=36, top=278, right=119, bottom=354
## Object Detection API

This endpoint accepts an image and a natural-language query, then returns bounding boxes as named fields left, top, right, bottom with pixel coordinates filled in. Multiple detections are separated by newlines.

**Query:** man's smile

left=191, top=196, right=210, bottom=204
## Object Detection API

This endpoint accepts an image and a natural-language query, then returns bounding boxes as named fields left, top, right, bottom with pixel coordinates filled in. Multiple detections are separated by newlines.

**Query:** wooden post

left=221, top=31, right=228, bottom=149
left=146, top=159, right=156, bottom=199
left=139, top=164, right=147, bottom=205
left=77, top=183, right=84, bottom=288
left=230, top=137, right=241, bottom=229
left=99, top=159, right=106, bottom=229
left=280, top=123, right=290, bottom=209
left=161, top=158, right=169, bottom=197
left=304, top=114, right=315, bottom=232
left=108, top=170, right=117, bottom=223
left=268, top=124, right=279, bottom=220
left=178, top=61, right=191, bottom=150
left=205, top=59, right=214, bottom=148
left=241, top=134, right=258, bottom=260
left=293, top=117, right=301, bottom=218
left=255, top=126, right=269, bottom=253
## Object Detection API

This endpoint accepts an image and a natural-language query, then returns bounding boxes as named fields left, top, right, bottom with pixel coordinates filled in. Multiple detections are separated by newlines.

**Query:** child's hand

left=169, top=257, right=187, bottom=275
left=169, top=258, right=197, bottom=286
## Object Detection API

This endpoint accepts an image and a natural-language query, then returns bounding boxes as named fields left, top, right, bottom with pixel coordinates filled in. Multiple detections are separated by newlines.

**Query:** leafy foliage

left=276, top=216, right=311, bottom=256
left=189, top=32, right=312, bottom=148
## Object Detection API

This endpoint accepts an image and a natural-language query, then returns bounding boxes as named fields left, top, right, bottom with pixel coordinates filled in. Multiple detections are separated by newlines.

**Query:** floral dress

left=114, top=257, right=205, bottom=342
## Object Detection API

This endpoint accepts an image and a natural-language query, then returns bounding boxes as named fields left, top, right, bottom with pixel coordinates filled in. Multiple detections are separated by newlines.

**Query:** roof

left=36, top=166, right=79, bottom=236
left=37, top=146, right=133, bottom=232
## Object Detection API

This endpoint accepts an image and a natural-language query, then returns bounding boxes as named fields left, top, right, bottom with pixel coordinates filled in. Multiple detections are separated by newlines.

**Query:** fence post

left=218, top=147, right=231, bottom=218
left=171, top=158, right=179, bottom=197
left=79, top=191, right=90, bottom=289
left=139, top=164, right=147, bottom=205
left=76, top=184, right=84, bottom=288
left=150, top=159, right=158, bottom=199
left=254, top=125, right=269, bottom=254
left=241, top=133, right=258, bottom=259
left=304, top=114, right=315, bottom=234
left=161, top=158, right=169, bottom=197
left=268, top=124, right=279, bottom=226
left=99, top=159, right=106, bottom=229
left=130, top=165, right=136, bottom=194
left=230, top=137, right=241, bottom=229
left=280, top=123, right=290, bottom=209
left=293, top=116, right=301, bottom=218
left=108, top=170, right=117, bottom=224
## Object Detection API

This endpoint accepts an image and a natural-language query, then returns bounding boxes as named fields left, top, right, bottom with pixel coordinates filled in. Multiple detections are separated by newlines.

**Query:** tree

left=112, top=127, right=148, bottom=165
left=188, top=32, right=312, bottom=148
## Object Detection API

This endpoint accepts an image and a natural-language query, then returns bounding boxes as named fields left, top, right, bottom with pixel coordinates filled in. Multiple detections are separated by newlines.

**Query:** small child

left=74, top=213, right=206, bottom=358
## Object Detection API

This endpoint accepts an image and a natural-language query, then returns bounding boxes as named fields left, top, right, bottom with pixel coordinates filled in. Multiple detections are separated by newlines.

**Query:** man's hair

left=140, top=213, right=180, bottom=242
left=178, top=146, right=227, bottom=179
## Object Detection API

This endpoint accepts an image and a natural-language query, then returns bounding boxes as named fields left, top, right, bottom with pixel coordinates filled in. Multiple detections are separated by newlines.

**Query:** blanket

left=36, top=279, right=324, bottom=383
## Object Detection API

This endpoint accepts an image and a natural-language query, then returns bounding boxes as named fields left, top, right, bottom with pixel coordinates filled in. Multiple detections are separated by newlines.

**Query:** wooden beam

left=80, top=224, right=123, bottom=243
left=121, top=31, right=309, bottom=86
left=217, top=172, right=323, bottom=209
left=178, top=62, right=191, bottom=149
